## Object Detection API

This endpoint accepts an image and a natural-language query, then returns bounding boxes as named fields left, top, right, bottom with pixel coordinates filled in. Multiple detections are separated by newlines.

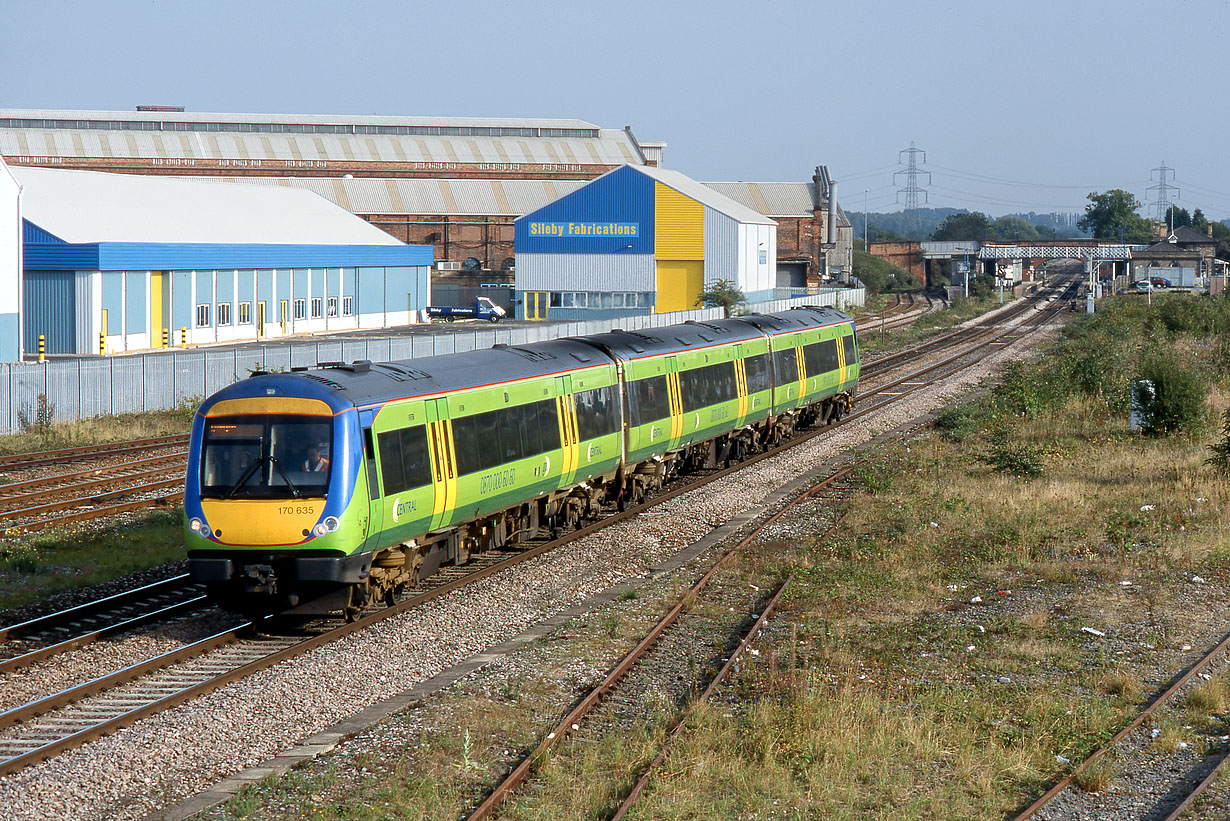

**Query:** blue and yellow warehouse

left=514, top=165, right=777, bottom=320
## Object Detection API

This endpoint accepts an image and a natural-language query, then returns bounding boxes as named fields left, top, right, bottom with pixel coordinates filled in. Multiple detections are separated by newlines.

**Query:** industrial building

left=513, top=164, right=777, bottom=319
left=0, top=108, right=659, bottom=181
left=0, top=109, right=853, bottom=288
left=4, top=160, right=431, bottom=358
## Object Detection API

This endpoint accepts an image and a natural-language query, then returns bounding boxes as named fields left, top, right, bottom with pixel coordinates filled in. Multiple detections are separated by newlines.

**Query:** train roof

left=204, top=337, right=616, bottom=414
left=575, top=317, right=764, bottom=360
left=735, top=305, right=853, bottom=335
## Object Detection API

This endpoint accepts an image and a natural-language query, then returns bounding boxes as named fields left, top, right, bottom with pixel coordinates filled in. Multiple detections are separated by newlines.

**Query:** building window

left=327, top=296, right=338, bottom=317
left=342, top=296, right=354, bottom=316
left=294, top=298, right=306, bottom=320
left=196, top=304, right=210, bottom=327
left=311, top=297, right=322, bottom=318
left=217, top=302, right=231, bottom=326
left=238, top=301, right=252, bottom=324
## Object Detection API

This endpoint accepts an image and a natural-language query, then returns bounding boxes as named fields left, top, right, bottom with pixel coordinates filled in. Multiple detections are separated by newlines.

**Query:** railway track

left=0, top=574, right=207, bottom=675
left=1014, top=632, right=1230, bottom=821
left=0, top=277, right=1074, bottom=782
left=0, top=434, right=188, bottom=472
left=466, top=468, right=854, bottom=819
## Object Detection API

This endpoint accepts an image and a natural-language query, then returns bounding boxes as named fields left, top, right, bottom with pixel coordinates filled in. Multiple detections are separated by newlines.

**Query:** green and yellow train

left=184, top=305, right=859, bottom=616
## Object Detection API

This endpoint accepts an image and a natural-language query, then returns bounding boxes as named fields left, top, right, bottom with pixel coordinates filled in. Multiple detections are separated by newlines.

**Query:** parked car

left=1132, top=280, right=1154, bottom=293
left=1149, top=276, right=1171, bottom=288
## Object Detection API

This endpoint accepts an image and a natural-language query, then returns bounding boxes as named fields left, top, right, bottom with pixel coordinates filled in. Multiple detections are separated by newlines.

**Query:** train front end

left=183, top=376, right=368, bottom=615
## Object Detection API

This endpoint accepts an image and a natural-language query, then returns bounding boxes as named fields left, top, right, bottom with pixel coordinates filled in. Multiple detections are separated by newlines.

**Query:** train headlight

left=189, top=518, right=211, bottom=539
left=313, top=522, right=329, bottom=537
left=323, top=516, right=340, bottom=532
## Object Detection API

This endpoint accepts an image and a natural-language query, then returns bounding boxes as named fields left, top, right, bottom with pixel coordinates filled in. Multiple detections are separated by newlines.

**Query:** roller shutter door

left=23, top=271, right=76, bottom=354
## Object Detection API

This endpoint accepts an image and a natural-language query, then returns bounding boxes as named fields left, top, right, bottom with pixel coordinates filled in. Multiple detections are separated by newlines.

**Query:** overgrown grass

left=0, top=401, right=197, bottom=457
left=0, top=510, right=186, bottom=613
left=203, top=293, right=1230, bottom=820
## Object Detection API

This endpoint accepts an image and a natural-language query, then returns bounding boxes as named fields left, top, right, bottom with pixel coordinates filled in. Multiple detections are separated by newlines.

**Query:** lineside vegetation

left=208, top=292, right=1230, bottom=819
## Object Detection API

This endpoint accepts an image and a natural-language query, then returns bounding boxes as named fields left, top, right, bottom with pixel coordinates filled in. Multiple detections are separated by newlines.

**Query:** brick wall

left=363, top=214, right=517, bottom=270
left=868, top=241, right=925, bottom=281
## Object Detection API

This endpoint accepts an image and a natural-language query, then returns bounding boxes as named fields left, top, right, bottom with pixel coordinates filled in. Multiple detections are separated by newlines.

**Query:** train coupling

left=240, top=564, right=278, bottom=595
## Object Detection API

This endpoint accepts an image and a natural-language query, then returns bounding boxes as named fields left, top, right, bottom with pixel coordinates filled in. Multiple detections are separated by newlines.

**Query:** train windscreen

left=200, top=415, right=333, bottom=499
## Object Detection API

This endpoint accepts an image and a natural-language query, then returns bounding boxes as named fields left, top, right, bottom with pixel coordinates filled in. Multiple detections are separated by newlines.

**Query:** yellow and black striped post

left=99, top=331, right=106, bottom=356
left=162, top=327, right=169, bottom=348
left=37, top=334, right=45, bottom=362
left=180, top=327, right=187, bottom=348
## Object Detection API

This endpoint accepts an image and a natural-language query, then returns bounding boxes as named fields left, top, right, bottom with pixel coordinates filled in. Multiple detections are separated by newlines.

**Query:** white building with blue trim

left=4, top=160, right=432, bottom=359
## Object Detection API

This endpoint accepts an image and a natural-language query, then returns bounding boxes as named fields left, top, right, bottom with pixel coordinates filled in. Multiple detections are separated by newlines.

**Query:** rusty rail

left=467, top=468, right=853, bottom=820
left=1013, top=631, right=1230, bottom=820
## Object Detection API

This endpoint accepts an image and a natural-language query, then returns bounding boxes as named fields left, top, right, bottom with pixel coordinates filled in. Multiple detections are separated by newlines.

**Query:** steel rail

left=0, top=452, right=186, bottom=502
left=0, top=624, right=247, bottom=732
left=466, top=464, right=851, bottom=820
left=2, top=491, right=184, bottom=534
left=0, top=434, right=188, bottom=471
left=0, top=573, right=193, bottom=642
left=0, top=596, right=209, bottom=675
left=611, top=579, right=794, bottom=819
left=1013, top=631, right=1230, bottom=820
left=0, top=477, right=184, bottom=523
left=1158, top=750, right=1230, bottom=821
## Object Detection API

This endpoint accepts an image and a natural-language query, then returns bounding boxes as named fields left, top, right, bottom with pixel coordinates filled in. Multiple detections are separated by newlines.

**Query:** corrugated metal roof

left=633, top=166, right=775, bottom=226
left=0, top=129, right=641, bottom=165
left=701, top=182, right=852, bottom=228
left=0, top=108, right=601, bottom=129
left=702, top=182, right=816, bottom=216
left=179, top=176, right=589, bottom=216
left=11, top=166, right=404, bottom=246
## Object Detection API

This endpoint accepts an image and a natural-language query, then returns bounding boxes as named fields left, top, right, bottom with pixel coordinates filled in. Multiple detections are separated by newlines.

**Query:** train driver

left=302, top=445, right=330, bottom=472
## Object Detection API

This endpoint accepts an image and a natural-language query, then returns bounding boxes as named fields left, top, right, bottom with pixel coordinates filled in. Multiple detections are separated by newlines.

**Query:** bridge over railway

left=921, top=240, right=1137, bottom=292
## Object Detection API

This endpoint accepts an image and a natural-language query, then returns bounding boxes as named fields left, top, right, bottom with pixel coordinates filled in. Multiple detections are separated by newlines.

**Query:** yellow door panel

left=655, top=260, right=704, bottom=314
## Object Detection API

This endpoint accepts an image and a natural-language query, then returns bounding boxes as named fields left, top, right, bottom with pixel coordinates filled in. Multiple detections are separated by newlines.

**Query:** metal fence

left=0, top=288, right=863, bottom=434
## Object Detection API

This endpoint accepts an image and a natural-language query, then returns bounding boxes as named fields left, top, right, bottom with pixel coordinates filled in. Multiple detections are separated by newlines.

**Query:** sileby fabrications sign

left=528, top=222, right=639, bottom=237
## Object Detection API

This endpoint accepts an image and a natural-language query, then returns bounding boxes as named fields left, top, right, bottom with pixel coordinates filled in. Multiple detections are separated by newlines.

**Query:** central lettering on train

left=390, top=496, right=417, bottom=523
left=480, top=467, right=516, bottom=495
left=528, top=222, right=639, bottom=237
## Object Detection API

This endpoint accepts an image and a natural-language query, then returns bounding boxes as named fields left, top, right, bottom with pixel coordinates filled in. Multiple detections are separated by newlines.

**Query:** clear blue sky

left=4, top=0, right=1228, bottom=219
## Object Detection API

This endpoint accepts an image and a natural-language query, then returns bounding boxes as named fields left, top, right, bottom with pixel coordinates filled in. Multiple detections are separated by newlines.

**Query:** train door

left=553, top=376, right=579, bottom=486
left=425, top=398, right=458, bottom=532
left=664, top=356, right=684, bottom=448
left=360, top=410, right=383, bottom=551
left=733, top=346, right=749, bottom=424
left=836, top=333, right=848, bottom=388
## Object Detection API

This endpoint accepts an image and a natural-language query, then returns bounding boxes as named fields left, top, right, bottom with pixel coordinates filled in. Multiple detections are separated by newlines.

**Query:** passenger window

left=744, top=354, right=770, bottom=394
left=377, top=430, right=406, bottom=495
left=842, top=333, right=857, bottom=365
left=629, top=375, right=669, bottom=426
left=575, top=385, right=619, bottom=441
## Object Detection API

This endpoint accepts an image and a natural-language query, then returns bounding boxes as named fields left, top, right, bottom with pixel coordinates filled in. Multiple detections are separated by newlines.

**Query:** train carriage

left=184, top=305, right=859, bottom=616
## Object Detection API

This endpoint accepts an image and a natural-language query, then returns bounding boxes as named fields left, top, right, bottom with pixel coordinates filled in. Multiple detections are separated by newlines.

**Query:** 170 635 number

left=278, top=505, right=316, bottom=516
